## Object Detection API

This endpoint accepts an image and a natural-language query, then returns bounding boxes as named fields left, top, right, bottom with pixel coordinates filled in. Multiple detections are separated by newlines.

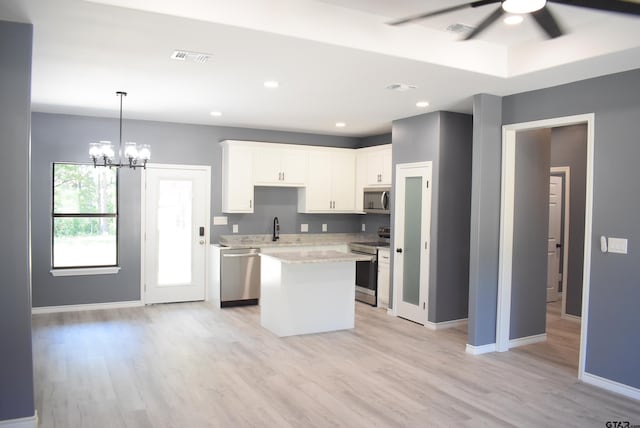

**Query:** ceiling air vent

left=385, top=83, right=417, bottom=92
left=170, top=50, right=189, bottom=61
left=446, top=23, right=475, bottom=34
left=170, top=50, right=211, bottom=64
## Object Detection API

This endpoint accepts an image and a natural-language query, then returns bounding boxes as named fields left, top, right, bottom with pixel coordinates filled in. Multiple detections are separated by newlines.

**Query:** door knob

left=199, top=240, right=205, bottom=245
left=396, top=248, right=403, bottom=253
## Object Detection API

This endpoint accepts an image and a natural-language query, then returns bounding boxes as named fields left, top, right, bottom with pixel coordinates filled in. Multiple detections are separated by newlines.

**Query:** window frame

left=50, top=162, right=120, bottom=273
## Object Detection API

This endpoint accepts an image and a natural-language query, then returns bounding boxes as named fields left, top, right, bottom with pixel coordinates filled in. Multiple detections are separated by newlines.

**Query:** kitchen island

left=259, top=250, right=372, bottom=337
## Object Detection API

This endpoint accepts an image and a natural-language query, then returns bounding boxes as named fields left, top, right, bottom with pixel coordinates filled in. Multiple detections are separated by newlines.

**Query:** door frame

left=497, top=114, right=594, bottom=381
left=140, top=163, right=212, bottom=304
left=391, top=161, right=432, bottom=325
left=550, top=166, right=572, bottom=318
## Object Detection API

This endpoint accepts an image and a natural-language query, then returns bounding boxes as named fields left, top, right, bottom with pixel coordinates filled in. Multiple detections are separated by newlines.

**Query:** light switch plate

left=213, top=216, right=228, bottom=225
left=608, top=237, right=628, bottom=254
left=361, top=224, right=366, bottom=232
left=232, top=224, right=238, bottom=234
left=300, top=224, right=308, bottom=232
left=322, top=224, right=328, bottom=232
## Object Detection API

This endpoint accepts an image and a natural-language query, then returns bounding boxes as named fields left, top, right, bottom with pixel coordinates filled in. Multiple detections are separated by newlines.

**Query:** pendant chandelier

left=89, top=91, right=150, bottom=169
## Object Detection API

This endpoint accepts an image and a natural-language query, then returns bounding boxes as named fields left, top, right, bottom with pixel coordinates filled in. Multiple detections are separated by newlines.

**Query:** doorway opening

left=497, top=114, right=593, bottom=381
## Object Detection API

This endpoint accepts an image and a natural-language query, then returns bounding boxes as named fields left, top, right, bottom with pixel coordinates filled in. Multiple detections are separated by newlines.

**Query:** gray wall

left=551, top=125, right=587, bottom=317
left=391, top=112, right=441, bottom=320
left=359, top=132, right=392, bottom=148
left=510, top=129, right=550, bottom=340
left=0, top=20, right=35, bottom=421
left=434, top=112, right=473, bottom=322
left=391, top=111, right=472, bottom=323
left=470, top=68, right=640, bottom=388
left=31, top=112, right=375, bottom=307
left=467, top=94, right=502, bottom=347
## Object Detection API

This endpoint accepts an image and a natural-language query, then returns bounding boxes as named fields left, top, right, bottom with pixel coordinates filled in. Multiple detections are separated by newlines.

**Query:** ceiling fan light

left=503, top=15, right=524, bottom=25
left=502, top=0, right=546, bottom=14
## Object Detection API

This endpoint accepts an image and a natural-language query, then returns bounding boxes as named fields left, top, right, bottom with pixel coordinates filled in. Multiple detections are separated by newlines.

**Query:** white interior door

left=393, top=162, right=432, bottom=324
left=143, top=164, right=211, bottom=304
left=547, top=175, right=562, bottom=302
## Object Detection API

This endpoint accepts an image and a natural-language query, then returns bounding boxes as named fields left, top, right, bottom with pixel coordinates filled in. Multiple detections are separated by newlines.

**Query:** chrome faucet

left=272, top=216, right=280, bottom=241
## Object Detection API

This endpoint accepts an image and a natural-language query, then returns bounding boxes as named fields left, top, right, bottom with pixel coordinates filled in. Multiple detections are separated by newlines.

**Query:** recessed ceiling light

left=335, top=122, right=346, bottom=128
left=210, top=111, right=222, bottom=117
left=503, top=15, right=524, bottom=25
left=416, top=101, right=430, bottom=108
left=264, top=80, right=279, bottom=89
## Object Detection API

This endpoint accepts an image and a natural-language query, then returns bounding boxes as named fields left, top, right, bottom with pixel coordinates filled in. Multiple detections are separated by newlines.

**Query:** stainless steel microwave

left=363, top=187, right=391, bottom=214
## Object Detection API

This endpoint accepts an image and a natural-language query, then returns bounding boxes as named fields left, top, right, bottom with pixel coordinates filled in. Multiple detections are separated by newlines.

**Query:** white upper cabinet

left=253, top=145, right=307, bottom=186
left=363, top=145, right=392, bottom=186
left=298, top=149, right=355, bottom=213
left=221, top=141, right=254, bottom=213
left=355, top=144, right=392, bottom=212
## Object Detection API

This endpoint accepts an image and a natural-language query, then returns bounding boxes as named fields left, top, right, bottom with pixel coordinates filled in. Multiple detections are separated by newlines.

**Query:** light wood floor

left=32, top=300, right=639, bottom=427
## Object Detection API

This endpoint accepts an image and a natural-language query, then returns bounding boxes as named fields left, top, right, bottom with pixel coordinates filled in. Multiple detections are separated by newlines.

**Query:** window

left=52, top=163, right=118, bottom=269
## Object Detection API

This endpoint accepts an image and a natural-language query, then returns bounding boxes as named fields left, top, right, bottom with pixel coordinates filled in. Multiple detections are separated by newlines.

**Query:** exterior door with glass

left=393, top=162, right=432, bottom=324
left=143, top=164, right=210, bottom=304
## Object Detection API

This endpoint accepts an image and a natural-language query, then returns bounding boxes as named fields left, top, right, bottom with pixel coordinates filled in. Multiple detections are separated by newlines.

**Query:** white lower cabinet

left=377, top=248, right=390, bottom=308
left=298, top=150, right=355, bottom=213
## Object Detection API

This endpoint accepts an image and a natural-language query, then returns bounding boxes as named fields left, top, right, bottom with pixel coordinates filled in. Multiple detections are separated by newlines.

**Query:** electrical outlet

left=361, top=224, right=366, bottom=232
left=300, top=224, right=309, bottom=232
left=232, top=224, right=238, bottom=233
left=322, top=224, right=328, bottom=232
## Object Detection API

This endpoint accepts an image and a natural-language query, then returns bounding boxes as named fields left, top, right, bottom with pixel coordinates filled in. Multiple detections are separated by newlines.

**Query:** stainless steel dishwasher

left=220, top=248, right=261, bottom=307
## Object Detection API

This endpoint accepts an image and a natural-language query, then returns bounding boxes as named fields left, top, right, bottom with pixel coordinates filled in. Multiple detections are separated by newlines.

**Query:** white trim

left=551, top=166, right=571, bottom=318
left=496, top=128, right=516, bottom=352
left=497, top=113, right=594, bottom=382
left=561, top=313, right=582, bottom=322
left=0, top=413, right=38, bottom=428
left=509, top=333, right=547, bottom=349
left=425, top=318, right=468, bottom=330
left=582, top=373, right=640, bottom=401
left=578, top=115, right=595, bottom=381
left=465, top=343, right=496, bottom=355
left=32, top=300, right=143, bottom=314
left=50, top=266, right=120, bottom=277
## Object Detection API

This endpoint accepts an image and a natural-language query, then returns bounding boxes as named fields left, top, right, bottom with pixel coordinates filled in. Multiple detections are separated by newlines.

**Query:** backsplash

left=213, top=187, right=390, bottom=241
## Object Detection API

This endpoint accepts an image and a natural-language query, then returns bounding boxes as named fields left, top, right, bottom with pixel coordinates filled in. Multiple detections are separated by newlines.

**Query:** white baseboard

left=465, top=343, right=496, bottom=355
left=582, top=372, right=640, bottom=401
left=509, top=333, right=547, bottom=349
left=425, top=318, right=468, bottom=331
left=0, top=412, right=38, bottom=428
left=32, top=300, right=143, bottom=314
left=561, top=313, right=582, bottom=323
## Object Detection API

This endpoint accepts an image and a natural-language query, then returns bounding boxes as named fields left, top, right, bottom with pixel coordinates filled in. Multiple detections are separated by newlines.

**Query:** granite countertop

left=260, top=250, right=373, bottom=264
left=219, top=233, right=378, bottom=249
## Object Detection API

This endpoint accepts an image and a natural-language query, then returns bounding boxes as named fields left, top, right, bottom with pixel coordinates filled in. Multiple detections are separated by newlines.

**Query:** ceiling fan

left=388, top=0, right=640, bottom=40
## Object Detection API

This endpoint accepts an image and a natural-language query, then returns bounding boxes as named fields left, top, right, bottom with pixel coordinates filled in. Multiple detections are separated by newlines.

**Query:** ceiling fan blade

left=531, top=6, right=564, bottom=38
left=549, top=0, right=640, bottom=16
left=387, top=0, right=500, bottom=26
left=464, top=6, right=505, bottom=40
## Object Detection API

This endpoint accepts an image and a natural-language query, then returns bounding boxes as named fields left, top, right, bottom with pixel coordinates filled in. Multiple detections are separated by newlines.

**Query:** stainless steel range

left=349, top=226, right=390, bottom=306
